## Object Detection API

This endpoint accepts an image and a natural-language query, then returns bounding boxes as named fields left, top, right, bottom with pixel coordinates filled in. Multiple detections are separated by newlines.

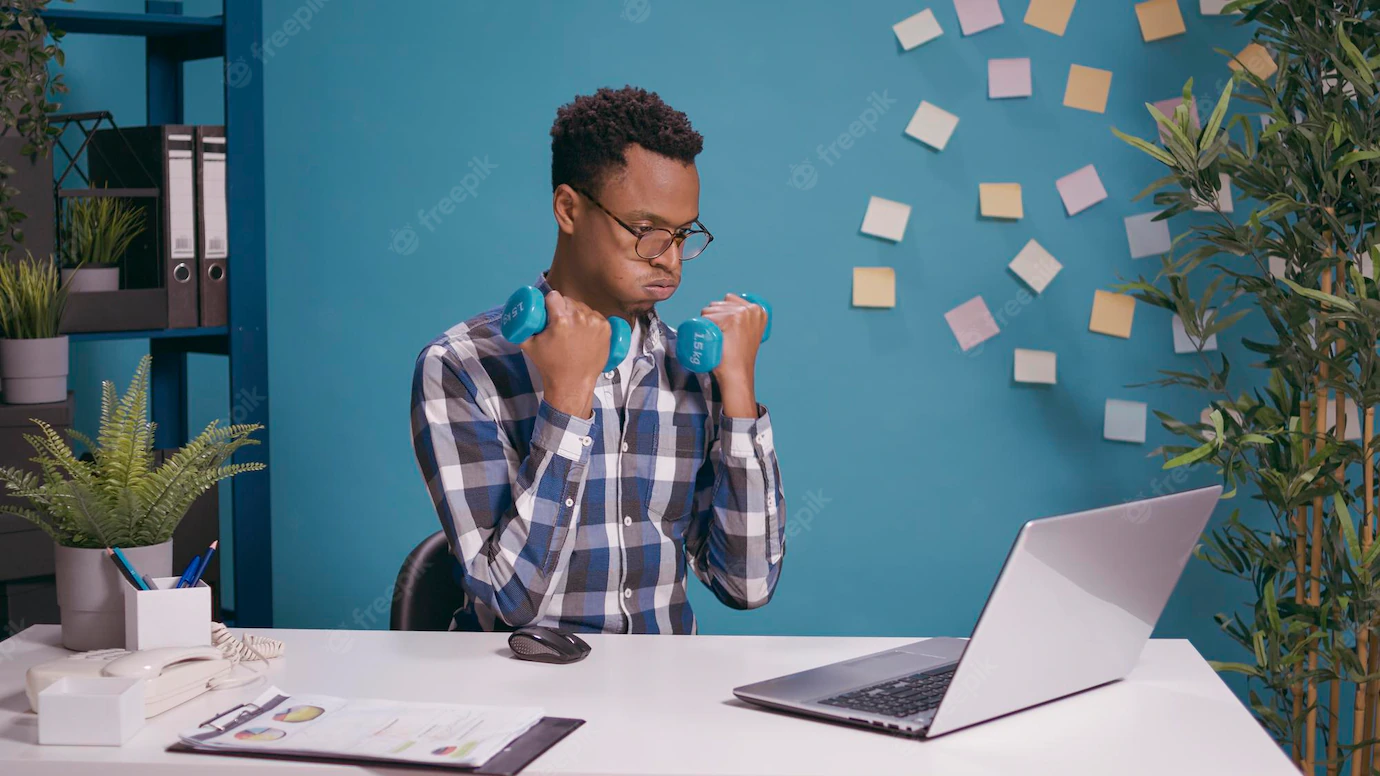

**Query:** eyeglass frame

left=570, top=185, right=714, bottom=261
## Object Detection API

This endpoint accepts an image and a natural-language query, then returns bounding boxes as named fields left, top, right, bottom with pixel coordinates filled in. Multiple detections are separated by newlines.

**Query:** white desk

left=0, top=625, right=1295, bottom=776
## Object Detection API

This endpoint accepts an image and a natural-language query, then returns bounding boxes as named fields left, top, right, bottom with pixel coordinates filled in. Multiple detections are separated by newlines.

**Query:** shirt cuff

left=721, top=404, right=774, bottom=459
left=532, top=400, right=597, bottom=462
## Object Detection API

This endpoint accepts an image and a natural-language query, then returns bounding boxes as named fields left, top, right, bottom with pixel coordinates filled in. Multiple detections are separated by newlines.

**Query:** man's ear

left=553, top=184, right=578, bottom=235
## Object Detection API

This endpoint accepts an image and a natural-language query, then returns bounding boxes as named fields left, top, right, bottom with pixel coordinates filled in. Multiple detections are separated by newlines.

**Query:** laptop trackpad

left=840, top=650, right=937, bottom=676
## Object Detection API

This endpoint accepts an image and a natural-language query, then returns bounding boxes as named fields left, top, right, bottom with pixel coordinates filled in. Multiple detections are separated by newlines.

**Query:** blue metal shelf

left=40, top=9, right=225, bottom=60
left=67, top=326, right=228, bottom=343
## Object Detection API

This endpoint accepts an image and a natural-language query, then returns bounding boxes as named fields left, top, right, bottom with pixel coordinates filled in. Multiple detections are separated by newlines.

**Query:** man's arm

left=410, top=345, right=595, bottom=626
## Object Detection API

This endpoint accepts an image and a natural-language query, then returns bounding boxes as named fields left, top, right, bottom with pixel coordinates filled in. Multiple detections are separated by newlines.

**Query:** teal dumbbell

left=675, top=293, right=772, bottom=374
left=500, top=286, right=632, bottom=372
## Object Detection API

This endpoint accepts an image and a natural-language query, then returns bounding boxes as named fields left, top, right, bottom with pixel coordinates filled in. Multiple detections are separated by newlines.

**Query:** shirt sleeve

left=685, top=402, right=786, bottom=609
left=411, top=345, right=595, bottom=626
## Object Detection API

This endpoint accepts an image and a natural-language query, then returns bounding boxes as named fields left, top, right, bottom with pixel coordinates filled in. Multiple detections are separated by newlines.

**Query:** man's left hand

left=700, top=294, right=766, bottom=417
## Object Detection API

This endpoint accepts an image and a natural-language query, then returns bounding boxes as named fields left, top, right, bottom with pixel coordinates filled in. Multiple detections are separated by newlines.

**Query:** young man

left=411, top=86, right=786, bottom=634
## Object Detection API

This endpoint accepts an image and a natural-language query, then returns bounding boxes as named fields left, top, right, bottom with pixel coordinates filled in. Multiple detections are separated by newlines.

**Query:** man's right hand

left=520, top=290, right=611, bottom=420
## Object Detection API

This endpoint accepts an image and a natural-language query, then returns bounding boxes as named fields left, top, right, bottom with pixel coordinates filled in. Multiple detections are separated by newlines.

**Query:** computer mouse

left=508, top=625, right=591, bottom=664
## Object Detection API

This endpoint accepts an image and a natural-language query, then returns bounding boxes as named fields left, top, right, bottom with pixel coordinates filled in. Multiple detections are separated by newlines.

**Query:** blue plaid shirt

left=410, top=276, right=786, bottom=634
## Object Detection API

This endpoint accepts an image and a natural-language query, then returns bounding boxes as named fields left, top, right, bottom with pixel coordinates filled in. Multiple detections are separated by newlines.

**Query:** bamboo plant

left=1108, top=2, right=1380, bottom=773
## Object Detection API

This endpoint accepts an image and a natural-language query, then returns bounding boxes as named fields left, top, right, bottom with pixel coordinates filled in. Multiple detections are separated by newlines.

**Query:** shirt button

left=603, top=370, right=614, bottom=379
left=624, top=515, right=632, bottom=526
left=621, top=442, right=629, bottom=452
left=565, top=498, right=574, bottom=507
left=624, top=588, right=632, bottom=599
left=581, top=436, right=591, bottom=447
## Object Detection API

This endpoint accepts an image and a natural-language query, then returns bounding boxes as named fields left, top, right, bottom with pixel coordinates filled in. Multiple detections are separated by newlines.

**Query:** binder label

left=169, top=151, right=196, bottom=260
left=204, top=155, right=229, bottom=260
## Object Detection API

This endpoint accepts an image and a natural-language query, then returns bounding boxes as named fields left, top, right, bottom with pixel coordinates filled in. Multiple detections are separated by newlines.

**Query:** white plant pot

left=61, top=266, right=120, bottom=293
left=54, top=541, right=173, bottom=651
left=0, top=336, right=68, bottom=404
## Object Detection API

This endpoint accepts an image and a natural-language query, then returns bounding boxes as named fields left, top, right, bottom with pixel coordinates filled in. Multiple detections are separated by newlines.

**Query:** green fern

left=0, top=355, right=265, bottom=548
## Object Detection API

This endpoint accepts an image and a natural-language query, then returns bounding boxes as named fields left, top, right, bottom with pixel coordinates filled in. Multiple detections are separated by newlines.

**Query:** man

left=411, top=86, right=786, bottom=634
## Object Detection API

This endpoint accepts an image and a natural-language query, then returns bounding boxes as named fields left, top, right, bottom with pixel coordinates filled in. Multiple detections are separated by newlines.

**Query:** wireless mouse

left=508, top=625, right=591, bottom=664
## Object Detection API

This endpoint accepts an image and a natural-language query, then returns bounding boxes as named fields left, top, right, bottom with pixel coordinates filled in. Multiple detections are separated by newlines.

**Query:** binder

left=88, top=125, right=200, bottom=328
left=194, top=125, right=228, bottom=327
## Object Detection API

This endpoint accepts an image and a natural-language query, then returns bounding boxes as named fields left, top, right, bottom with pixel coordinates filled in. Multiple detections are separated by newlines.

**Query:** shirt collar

left=535, top=271, right=664, bottom=356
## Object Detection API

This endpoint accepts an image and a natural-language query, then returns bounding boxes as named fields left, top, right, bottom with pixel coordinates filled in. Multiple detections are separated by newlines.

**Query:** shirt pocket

left=644, top=417, right=708, bottom=534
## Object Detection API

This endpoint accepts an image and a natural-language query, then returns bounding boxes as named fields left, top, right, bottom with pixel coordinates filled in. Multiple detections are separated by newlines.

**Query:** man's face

left=570, top=144, right=701, bottom=317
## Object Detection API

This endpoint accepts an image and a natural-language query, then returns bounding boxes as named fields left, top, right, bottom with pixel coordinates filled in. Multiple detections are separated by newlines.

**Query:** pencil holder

left=123, top=576, right=212, bottom=650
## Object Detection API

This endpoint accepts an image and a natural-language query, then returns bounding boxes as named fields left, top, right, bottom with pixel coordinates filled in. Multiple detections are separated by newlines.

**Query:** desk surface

left=0, top=626, right=1294, bottom=776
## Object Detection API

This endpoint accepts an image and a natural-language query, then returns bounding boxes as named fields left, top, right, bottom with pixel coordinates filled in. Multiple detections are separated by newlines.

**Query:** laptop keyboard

left=816, top=666, right=957, bottom=719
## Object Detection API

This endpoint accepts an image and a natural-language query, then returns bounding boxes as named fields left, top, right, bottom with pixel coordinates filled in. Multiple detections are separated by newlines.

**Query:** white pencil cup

left=123, top=576, right=212, bottom=650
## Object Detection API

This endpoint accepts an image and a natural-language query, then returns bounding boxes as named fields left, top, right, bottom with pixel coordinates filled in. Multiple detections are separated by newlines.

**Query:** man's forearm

left=717, top=371, right=757, bottom=419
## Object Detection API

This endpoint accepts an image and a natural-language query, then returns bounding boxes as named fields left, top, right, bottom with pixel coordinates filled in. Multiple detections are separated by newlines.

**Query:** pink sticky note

left=1152, top=97, right=1200, bottom=142
left=944, top=296, right=1000, bottom=352
left=954, top=0, right=1004, bottom=35
left=1056, top=164, right=1108, bottom=216
left=989, top=58, right=1033, bottom=99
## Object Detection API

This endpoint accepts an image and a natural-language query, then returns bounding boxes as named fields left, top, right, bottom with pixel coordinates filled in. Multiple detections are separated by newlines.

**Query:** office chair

left=390, top=531, right=516, bottom=632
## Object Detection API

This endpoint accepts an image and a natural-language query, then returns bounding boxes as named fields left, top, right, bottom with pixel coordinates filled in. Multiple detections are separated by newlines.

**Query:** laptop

left=733, top=485, right=1222, bottom=738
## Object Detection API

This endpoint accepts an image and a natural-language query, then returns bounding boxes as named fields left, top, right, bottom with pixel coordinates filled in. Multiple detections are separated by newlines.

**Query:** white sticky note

left=1008, top=239, right=1062, bottom=294
left=1200, top=406, right=1244, bottom=440
left=944, top=296, right=1001, bottom=352
left=1172, top=313, right=1219, bottom=354
left=1269, top=255, right=1288, bottom=278
left=860, top=196, right=912, bottom=242
left=1105, top=399, right=1148, bottom=443
left=1125, top=212, right=1172, bottom=259
left=1200, top=0, right=1240, bottom=14
left=1325, top=396, right=1363, bottom=441
left=1014, top=349, right=1057, bottom=384
left=1355, top=251, right=1374, bottom=279
left=1194, top=173, right=1234, bottom=213
left=905, top=101, right=959, bottom=150
left=989, top=58, right=1033, bottom=99
left=1056, top=164, right=1107, bottom=216
left=894, top=9, right=944, bottom=49
left=954, top=0, right=1003, bottom=35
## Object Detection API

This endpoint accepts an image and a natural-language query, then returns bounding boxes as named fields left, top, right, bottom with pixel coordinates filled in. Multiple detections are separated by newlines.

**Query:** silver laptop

left=734, top=485, right=1221, bottom=738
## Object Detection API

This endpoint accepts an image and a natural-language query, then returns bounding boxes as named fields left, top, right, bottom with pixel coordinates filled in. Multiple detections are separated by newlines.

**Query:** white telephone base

left=26, top=646, right=232, bottom=718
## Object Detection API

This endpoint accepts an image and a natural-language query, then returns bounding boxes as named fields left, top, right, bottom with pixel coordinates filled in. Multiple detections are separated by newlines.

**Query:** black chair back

left=390, top=531, right=468, bottom=631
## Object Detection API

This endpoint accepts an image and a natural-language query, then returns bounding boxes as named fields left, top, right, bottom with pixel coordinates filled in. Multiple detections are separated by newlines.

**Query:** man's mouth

left=644, top=279, right=677, bottom=300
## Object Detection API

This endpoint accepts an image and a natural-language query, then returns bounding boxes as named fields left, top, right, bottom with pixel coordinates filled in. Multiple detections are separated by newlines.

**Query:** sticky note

left=1105, top=399, right=1148, bottom=443
left=1193, top=173, right=1234, bottom=213
left=905, top=101, right=959, bottom=150
left=860, top=196, right=912, bottom=242
left=1025, top=0, right=1075, bottom=35
left=1230, top=43, right=1278, bottom=79
left=1172, top=313, right=1218, bottom=353
left=894, top=9, right=944, bottom=50
left=1135, top=0, right=1186, bottom=42
left=980, top=183, right=1023, bottom=219
left=989, top=58, right=1033, bottom=99
left=1009, top=239, right=1062, bottom=294
left=1056, top=164, right=1108, bottom=216
left=1152, top=97, right=1200, bottom=142
left=1326, top=396, right=1364, bottom=441
left=1064, top=64, right=1113, bottom=113
left=1090, top=290, right=1136, bottom=338
left=1201, top=406, right=1245, bottom=440
left=1014, top=349, right=1057, bottom=384
left=945, top=296, right=1000, bottom=352
left=954, top=0, right=1003, bottom=35
left=1125, top=212, right=1172, bottom=259
left=852, top=267, right=896, bottom=308
left=1200, top=0, right=1240, bottom=13
left=1355, top=251, right=1374, bottom=279
left=1269, top=255, right=1288, bottom=278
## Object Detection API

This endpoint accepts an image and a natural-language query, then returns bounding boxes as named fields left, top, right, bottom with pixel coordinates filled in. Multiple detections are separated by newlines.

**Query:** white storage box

left=37, top=675, right=144, bottom=746
left=123, top=576, right=211, bottom=650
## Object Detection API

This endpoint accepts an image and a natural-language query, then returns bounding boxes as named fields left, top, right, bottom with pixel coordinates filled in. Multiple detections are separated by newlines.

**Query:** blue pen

left=111, top=547, right=151, bottom=591
left=173, top=556, right=200, bottom=589
left=188, top=541, right=218, bottom=587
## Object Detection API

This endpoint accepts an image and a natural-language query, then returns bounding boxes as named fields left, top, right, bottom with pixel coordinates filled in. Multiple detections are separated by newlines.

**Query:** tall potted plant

left=0, top=252, right=70, bottom=403
left=1109, top=2, right=1380, bottom=772
left=58, top=195, right=144, bottom=292
left=0, top=355, right=264, bottom=649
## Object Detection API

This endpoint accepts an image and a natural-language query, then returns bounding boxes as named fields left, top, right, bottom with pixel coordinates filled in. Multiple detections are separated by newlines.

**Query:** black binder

left=194, top=125, right=228, bottom=327
left=88, top=125, right=200, bottom=328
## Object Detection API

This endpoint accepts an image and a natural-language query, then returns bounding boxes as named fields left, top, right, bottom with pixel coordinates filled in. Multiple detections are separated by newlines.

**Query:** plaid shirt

left=410, top=275, right=786, bottom=634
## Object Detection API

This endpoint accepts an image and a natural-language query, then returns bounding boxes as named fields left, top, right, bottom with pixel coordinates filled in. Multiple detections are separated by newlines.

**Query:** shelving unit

left=38, top=1, right=272, bottom=626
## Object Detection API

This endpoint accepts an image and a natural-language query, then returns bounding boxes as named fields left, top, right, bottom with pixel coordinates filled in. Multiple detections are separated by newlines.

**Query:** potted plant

left=0, top=252, right=71, bottom=403
left=0, top=355, right=264, bottom=649
left=58, top=195, right=144, bottom=292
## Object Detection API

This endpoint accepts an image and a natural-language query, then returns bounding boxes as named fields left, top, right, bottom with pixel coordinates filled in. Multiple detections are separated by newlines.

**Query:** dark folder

left=88, top=125, right=200, bottom=328
left=194, top=125, right=228, bottom=327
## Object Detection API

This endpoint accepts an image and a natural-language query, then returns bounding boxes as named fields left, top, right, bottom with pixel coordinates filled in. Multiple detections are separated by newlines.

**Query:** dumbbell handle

left=500, top=286, right=631, bottom=373
left=676, top=293, right=772, bottom=374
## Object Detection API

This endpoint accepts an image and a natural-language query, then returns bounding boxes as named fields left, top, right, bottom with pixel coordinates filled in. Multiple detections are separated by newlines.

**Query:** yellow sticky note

left=1135, top=0, right=1186, bottom=42
left=980, top=183, right=1023, bottom=219
left=1229, top=43, right=1278, bottom=80
left=1090, top=290, right=1136, bottom=338
left=1025, top=0, right=1075, bottom=36
left=1064, top=64, right=1113, bottom=113
left=852, top=267, right=896, bottom=308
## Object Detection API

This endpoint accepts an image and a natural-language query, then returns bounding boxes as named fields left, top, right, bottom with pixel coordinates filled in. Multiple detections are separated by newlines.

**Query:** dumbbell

left=500, top=286, right=632, bottom=373
left=675, top=293, right=772, bottom=373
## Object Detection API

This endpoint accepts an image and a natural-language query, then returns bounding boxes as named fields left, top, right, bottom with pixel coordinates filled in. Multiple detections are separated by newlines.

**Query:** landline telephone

left=25, top=623, right=285, bottom=718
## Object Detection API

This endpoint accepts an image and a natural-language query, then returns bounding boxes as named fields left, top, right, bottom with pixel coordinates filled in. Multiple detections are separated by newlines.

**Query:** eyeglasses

left=572, top=186, right=713, bottom=261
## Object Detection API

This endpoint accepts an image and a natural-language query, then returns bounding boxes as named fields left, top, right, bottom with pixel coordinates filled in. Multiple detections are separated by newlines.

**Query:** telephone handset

left=26, top=645, right=232, bottom=717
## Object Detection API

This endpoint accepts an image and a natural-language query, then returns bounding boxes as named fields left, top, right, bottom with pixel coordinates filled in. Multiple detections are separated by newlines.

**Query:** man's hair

left=550, top=85, right=703, bottom=194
